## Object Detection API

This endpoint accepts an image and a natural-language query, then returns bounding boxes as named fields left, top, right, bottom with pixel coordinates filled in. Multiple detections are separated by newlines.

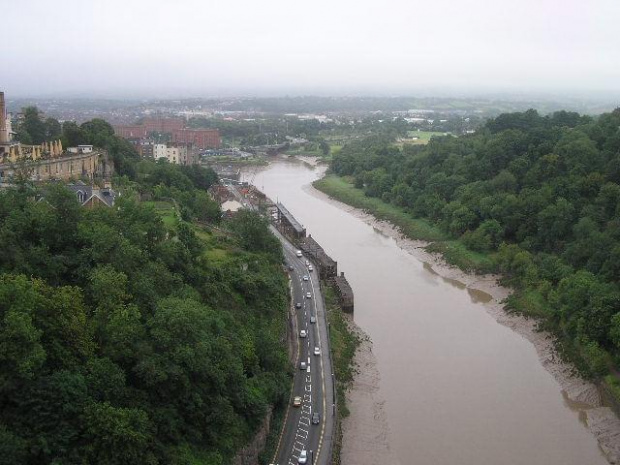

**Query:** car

left=299, top=330, right=307, bottom=338
left=306, top=292, right=311, bottom=299
left=296, top=250, right=303, bottom=257
left=298, top=450, right=307, bottom=464
left=299, top=361, right=307, bottom=370
left=310, top=315, right=316, bottom=324
left=288, top=265, right=294, bottom=271
left=312, top=412, right=320, bottom=425
left=305, top=260, right=309, bottom=266
left=314, top=346, right=321, bottom=356
left=308, top=265, right=313, bottom=272
left=293, top=396, right=302, bottom=407
left=303, top=275, right=309, bottom=281
left=295, top=302, right=302, bottom=309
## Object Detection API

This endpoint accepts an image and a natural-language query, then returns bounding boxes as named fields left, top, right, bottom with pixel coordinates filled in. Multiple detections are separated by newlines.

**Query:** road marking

left=271, top=263, right=303, bottom=464
left=309, top=270, right=328, bottom=463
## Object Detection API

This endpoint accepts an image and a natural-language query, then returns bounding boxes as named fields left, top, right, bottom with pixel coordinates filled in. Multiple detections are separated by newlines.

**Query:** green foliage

left=326, top=107, right=620, bottom=380
left=0, top=171, right=289, bottom=463
left=228, top=211, right=283, bottom=262
left=137, top=160, right=221, bottom=224
left=17, top=107, right=47, bottom=144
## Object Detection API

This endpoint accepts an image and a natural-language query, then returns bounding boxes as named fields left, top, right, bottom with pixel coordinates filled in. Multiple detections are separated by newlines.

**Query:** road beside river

left=243, top=157, right=618, bottom=465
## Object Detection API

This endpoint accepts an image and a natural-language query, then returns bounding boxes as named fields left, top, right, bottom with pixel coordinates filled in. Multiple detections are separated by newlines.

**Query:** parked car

left=296, top=302, right=302, bottom=309
left=314, top=346, right=321, bottom=356
left=308, top=265, right=313, bottom=272
left=310, top=315, right=316, bottom=324
left=312, top=412, right=320, bottom=425
left=296, top=250, right=303, bottom=257
left=300, top=361, right=307, bottom=370
left=298, top=450, right=307, bottom=464
left=293, top=396, right=302, bottom=407
left=288, top=265, right=294, bottom=271
left=299, top=330, right=307, bottom=338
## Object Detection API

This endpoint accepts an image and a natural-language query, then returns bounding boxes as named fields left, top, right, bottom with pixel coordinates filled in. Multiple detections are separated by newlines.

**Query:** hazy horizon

left=3, top=0, right=619, bottom=99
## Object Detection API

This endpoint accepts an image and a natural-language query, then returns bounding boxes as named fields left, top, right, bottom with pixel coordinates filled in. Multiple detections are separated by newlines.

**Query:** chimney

left=0, top=92, right=7, bottom=144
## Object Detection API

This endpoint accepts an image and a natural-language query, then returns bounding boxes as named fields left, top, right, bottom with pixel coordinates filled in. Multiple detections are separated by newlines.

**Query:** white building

left=221, top=199, right=243, bottom=213
left=153, top=144, right=167, bottom=160
left=67, top=145, right=94, bottom=154
left=154, top=144, right=189, bottom=165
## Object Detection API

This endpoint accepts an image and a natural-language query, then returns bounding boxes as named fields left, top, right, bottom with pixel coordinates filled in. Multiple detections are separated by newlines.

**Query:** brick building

left=142, top=118, right=185, bottom=134
left=113, top=125, right=147, bottom=139
left=172, top=128, right=220, bottom=149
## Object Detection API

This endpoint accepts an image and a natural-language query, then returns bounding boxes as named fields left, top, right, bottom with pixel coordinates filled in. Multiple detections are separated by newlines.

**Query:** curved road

left=272, top=228, right=336, bottom=465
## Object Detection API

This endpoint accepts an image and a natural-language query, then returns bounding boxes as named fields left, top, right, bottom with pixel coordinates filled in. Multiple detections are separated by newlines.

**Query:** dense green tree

left=330, top=106, right=620, bottom=380
left=19, top=107, right=47, bottom=144
left=61, top=121, right=86, bottom=147
left=228, top=210, right=283, bottom=261
left=0, top=164, right=289, bottom=463
left=44, top=118, right=62, bottom=140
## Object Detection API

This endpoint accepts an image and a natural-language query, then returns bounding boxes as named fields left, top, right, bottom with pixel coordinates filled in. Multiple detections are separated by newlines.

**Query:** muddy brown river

left=242, top=158, right=609, bottom=465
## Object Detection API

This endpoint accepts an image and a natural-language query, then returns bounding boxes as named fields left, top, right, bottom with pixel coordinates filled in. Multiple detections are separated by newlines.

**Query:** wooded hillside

left=331, top=109, right=620, bottom=390
left=0, top=142, right=290, bottom=464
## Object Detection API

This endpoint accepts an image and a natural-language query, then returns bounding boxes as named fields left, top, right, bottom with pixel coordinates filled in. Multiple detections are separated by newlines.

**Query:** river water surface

left=242, top=159, right=609, bottom=465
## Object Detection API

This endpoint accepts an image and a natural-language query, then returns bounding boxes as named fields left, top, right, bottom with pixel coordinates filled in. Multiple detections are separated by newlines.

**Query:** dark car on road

left=312, top=412, right=320, bottom=425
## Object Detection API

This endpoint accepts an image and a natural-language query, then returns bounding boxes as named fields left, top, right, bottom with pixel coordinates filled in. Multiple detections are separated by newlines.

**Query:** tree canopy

left=331, top=108, right=620, bottom=377
left=0, top=160, right=289, bottom=464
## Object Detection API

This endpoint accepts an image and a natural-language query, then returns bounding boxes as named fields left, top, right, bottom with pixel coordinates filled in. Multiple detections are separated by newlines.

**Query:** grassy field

left=399, top=130, right=449, bottom=145
left=314, top=175, right=445, bottom=242
left=314, top=175, right=494, bottom=272
left=144, top=200, right=178, bottom=227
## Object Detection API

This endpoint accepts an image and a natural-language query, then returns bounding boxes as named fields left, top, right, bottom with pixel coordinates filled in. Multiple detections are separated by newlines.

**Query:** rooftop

left=277, top=202, right=305, bottom=234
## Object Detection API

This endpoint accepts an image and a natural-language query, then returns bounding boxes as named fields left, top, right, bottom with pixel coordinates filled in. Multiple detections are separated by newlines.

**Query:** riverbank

left=323, top=285, right=361, bottom=463
left=323, top=279, right=399, bottom=465
left=338, top=318, right=400, bottom=465
left=311, top=173, right=620, bottom=464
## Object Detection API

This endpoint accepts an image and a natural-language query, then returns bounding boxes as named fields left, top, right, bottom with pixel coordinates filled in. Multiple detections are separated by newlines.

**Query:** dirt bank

left=306, top=182, right=620, bottom=465
left=340, top=317, right=401, bottom=465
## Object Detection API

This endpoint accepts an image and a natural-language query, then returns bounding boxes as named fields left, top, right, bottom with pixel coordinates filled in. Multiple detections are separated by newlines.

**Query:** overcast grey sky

left=3, top=0, right=619, bottom=98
